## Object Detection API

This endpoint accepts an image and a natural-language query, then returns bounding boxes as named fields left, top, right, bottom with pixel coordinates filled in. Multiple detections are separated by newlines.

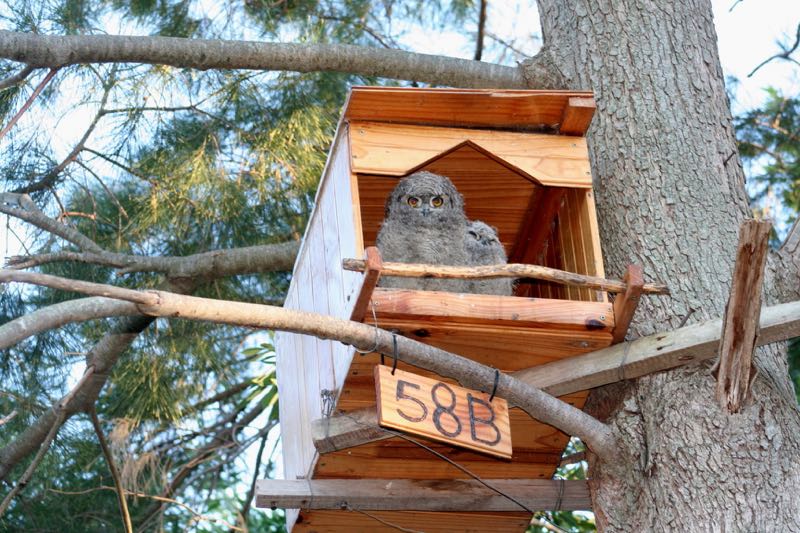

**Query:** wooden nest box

left=271, top=87, right=613, bottom=532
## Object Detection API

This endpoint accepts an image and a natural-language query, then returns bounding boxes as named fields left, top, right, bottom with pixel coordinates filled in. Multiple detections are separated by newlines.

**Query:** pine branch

left=0, top=30, right=528, bottom=89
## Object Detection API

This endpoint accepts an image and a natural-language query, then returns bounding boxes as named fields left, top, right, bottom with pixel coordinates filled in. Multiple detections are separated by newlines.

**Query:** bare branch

left=0, top=194, right=104, bottom=252
left=0, top=68, right=58, bottom=142
left=0, top=30, right=526, bottom=89
left=474, top=0, right=487, bottom=61
left=1, top=270, right=621, bottom=460
left=748, top=22, right=800, bottom=77
left=0, top=296, right=138, bottom=350
left=0, top=64, right=35, bottom=90
left=90, top=409, right=133, bottom=533
left=0, top=269, right=157, bottom=305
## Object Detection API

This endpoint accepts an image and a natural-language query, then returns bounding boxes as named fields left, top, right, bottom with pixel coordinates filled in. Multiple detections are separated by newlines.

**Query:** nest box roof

left=343, top=86, right=596, bottom=135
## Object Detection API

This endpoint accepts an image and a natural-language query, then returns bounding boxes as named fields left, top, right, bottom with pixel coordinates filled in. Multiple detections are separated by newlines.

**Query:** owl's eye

left=468, top=231, right=479, bottom=240
left=407, top=196, right=420, bottom=207
left=430, top=196, right=444, bottom=208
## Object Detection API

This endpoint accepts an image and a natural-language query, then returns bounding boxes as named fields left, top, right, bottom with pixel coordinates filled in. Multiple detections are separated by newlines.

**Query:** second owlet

left=376, top=171, right=470, bottom=293
left=465, top=220, right=514, bottom=296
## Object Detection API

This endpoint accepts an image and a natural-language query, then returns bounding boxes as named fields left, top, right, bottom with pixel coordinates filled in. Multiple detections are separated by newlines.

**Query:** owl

left=465, top=220, right=514, bottom=296
left=375, top=171, right=471, bottom=293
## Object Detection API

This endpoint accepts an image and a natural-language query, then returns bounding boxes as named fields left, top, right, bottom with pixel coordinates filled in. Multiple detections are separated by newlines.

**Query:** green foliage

left=736, top=88, right=800, bottom=229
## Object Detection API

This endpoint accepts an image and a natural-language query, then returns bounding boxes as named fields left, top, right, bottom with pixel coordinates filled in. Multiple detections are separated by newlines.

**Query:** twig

left=0, top=367, right=94, bottom=517
left=48, top=486, right=245, bottom=531
left=0, top=410, right=18, bottom=427
left=14, top=71, right=116, bottom=195
left=90, top=409, right=133, bottom=533
left=0, top=68, right=58, bottom=142
left=0, top=65, right=35, bottom=90
left=235, top=420, right=272, bottom=531
left=748, top=22, right=800, bottom=77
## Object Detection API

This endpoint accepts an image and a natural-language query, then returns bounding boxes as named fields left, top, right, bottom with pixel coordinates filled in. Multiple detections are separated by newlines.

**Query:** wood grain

left=294, top=510, right=531, bottom=533
left=349, top=247, right=383, bottom=323
left=374, top=365, right=512, bottom=459
left=611, top=264, right=645, bottom=344
left=559, top=97, right=596, bottom=136
left=344, top=86, right=595, bottom=133
left=370, top=288, right=614, bottom=331
left=256, top=478, right=590, bottom=511
left=342, top=259, right=669, bottom=295
left=349, top=121, right=592, bottom=187
left=715, top=219, right=771, bottom=412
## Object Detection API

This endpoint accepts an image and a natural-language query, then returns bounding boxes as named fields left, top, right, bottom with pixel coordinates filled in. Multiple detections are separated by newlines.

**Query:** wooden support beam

left=312, top=405, right=386, bottom=453
left=255, top=478, right=591, bottom=511
left=349, top=246, right=383, bottom=323
left=509, top=187, right=566, bottom=265
left=343, top=257, right=670, bottom=295
left=312, top=300, right=800, bottom=453
left=559, top=97, right=596, bottom=136
left=715, top=220, right=771, bottom=413
left=611, top=264, right=644, bottom=344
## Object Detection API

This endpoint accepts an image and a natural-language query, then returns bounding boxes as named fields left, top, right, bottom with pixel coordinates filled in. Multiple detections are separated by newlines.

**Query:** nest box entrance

left=272, top=87, right=610, bottom=532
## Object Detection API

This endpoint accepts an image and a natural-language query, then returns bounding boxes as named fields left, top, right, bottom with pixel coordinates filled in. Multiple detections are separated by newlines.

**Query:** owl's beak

left=421, top=206, right=430, bottom=216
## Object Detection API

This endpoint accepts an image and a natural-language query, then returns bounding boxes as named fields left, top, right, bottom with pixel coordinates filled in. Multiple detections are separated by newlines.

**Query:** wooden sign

left=374, top=365, right=512, bottom=459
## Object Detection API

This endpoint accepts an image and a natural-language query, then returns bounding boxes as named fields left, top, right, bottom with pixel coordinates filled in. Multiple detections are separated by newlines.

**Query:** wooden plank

left=577, top=188, right=608, bottom=302
left=256, top=478, right=591, bottom=511
left=509, top=187, right=566, bottom=294
left=350, top=121, right=592, bottom=187
left=566, top=189, right=592, bottom=301
left=349, top=247, right=383, bottom=323
left=514, top=300, right=800, bottom=397
left=294, top=510, right=530, bottom=533
left=344, top=86, right=594, bottom=132
left=370, top=288, right=614, bottom=331
left=559, top=97, right=596, bottom=136
left=611, top=265, right=645, bottom=344
left=374, top=365, right=512, bottom=460
left=715, top=220, right=771, bottom=413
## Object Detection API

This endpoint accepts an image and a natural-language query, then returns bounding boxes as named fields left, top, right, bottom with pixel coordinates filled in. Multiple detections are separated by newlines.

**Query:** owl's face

left=467, top=221, right=501, bottom=246
left=385, top=171, right=466, bottom=227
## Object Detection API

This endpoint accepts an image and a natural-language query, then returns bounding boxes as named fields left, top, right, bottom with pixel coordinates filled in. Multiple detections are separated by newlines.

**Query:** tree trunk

left=536, top=0, right=800, bottom=530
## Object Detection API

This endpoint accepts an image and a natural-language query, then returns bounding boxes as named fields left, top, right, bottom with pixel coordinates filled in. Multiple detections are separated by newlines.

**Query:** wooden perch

left=349, top=247, right=382, bottom=322
left=343, top=249, right=669, bottom=295
left=611, top=264, right=644, bottom=344
left=312, top=299, right=800, bottom=453
left=255, top=479, right=591, bottom=511
left=715, top=220, right=771, bottom=413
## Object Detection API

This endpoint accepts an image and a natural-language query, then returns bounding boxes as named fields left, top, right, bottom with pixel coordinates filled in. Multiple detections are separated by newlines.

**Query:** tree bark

left=538, top=0, right=800, bottom=530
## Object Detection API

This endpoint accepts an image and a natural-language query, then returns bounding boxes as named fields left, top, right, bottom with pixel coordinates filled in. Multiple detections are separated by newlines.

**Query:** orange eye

left=407, top=196, right=420, bottom=207
left=430, top=196, right=444, bottom=207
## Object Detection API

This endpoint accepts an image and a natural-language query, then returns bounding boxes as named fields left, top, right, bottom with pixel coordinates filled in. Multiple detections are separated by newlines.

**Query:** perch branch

left=1, top=270, right=621, bottom=461
left=0, top=30, right=526, bottom=89
left=343, top=256, right=669, bottom=295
